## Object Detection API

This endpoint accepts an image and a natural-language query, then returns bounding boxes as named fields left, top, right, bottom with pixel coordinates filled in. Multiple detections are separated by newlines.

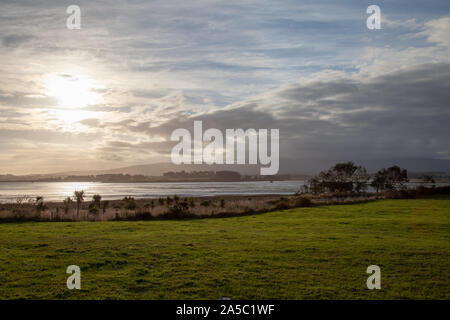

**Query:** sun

left=44, top=73, right=102, bottom=109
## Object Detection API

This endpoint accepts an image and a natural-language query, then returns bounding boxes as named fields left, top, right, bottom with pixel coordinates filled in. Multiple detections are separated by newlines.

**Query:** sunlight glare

left=44, top=73, right=102, bottom=109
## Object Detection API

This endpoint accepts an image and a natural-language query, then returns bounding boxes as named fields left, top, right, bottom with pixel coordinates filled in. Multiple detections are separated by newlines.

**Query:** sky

left=0, top=0, right=449, bottom=174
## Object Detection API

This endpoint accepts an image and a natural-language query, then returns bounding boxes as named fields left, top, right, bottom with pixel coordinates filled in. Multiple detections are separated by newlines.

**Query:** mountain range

left=50, top=158, right=450, bottom=177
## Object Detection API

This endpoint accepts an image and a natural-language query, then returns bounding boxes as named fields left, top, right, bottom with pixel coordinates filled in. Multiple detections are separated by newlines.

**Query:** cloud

left=421, top=16, right=450, bottom=47
left=1, top=34, right=35, bottom=48
left=138, top=63, right=450, bottom=168
left=78, top=118, right=100, bottom=127
left=0, top=1, right=449, bottom=173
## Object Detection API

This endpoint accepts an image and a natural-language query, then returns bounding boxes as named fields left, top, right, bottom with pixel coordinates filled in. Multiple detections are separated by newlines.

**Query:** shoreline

left=0, top=178, right=449, bottom=183
left=0, top=178, right=304, bottom=183
left=1, top=185, right=448, bottom=223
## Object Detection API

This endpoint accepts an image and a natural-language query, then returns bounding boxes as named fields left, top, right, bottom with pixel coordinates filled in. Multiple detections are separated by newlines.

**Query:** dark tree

left=307, top=162, right=369, bottom=193
left=371, top=166, right=409, bottom=192
left=74, top=190, right=85, bottom=218
left=123, top=196, right=137, bottom=210
left=352, top=166, right=370, bottom=193
left=63, top=196, right=73, bottom=215
left=92, top=194, right=102, bottom=205
left=35, top=196, right=48, bottom=213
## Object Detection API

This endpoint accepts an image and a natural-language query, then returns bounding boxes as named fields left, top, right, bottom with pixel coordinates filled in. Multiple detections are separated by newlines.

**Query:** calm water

left=0, top=181, right=306, bottom=203
left=1, top=181, right=446, bottom=203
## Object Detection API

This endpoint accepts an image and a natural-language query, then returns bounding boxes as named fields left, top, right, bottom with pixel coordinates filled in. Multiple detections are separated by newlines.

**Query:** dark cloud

left=278, top=81, right=359, bottom=102
left=130, top=63, right=450, bottom=172
left=1, top=34, right=35, bottom=48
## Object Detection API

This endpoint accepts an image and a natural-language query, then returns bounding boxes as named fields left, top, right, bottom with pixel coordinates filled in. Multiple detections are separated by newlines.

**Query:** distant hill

left=2, top=158, right=449, bottom=179
left=45, top=158, right=450, bottom=177
left=52, top=163, right=264, bottom=177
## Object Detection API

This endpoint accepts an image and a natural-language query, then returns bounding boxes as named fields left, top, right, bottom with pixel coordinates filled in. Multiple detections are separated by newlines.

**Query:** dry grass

left=0, top=193, right=383, bottom=222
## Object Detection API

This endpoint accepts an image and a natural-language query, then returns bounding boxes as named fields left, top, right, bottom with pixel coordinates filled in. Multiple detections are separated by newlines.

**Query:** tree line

left=302, top=162, right=410, bottom=194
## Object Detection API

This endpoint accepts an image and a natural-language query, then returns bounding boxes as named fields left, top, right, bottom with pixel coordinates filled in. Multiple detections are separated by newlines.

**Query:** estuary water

left=0, top=180, right=306, bottom=203
left=1, top=180, right=446, bottom=203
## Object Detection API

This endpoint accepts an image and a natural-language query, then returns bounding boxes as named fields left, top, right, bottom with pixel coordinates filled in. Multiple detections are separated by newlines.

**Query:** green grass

left=0, top=196, right=449, bottom=299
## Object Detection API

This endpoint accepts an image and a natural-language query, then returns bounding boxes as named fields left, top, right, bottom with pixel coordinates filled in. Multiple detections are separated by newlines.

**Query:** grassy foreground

left=0, top=196, right=449, bottom=299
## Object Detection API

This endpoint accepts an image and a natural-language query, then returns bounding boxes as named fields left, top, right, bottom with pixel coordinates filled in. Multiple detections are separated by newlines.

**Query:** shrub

left=102, top=200, right=109, bottom=214
left=166, top=196, right=173, bottom=205
left=92, top=194, right=102, bottom=205
left=125, top=201, right=137, bottom=210
left=295, top=196, right=312, bottom=207
left=164, top=200, right=192, bottom=219
left=135, top=210, right=152, bottom=220
left=200, top=200, right=211, bottom=207
left=12, top=208, right=29, bottom=221
left=35, top=196, right=48, bottom=213
left=274, top=202, right=291, bottom=211
left=386, top=189, right=417, bottom=199
left=123, top=196, right=137, bottom=210
left=88, top=203, right=100, bottom=215
left=272, top=197, right=292, bottom=210
left=113, top=204, right=121, bottom=220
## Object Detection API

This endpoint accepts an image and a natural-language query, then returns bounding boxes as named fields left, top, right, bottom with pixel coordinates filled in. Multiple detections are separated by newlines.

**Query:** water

left=1, top=181, right=446, bottom=203
left=0, top=181, right=306, bottom=203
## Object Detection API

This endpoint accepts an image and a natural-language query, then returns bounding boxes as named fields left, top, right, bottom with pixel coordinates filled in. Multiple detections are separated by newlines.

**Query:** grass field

left=0, top=196, right=449, bottom=299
